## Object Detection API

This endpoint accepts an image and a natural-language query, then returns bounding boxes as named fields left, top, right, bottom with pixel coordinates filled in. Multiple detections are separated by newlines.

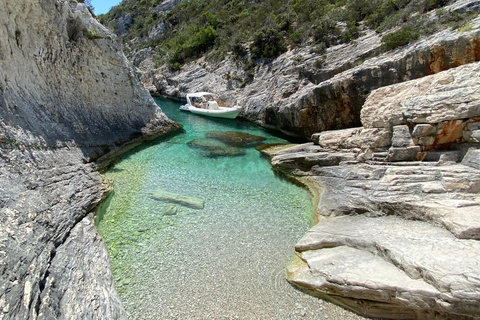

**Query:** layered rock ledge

left=270, top=61, right=480, bottom=319
left=0, top=1, right=179, bottom=319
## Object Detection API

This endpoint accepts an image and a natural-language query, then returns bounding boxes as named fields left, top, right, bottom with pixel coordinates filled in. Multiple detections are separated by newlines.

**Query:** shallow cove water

left=97, top=98, right=366, bottom=320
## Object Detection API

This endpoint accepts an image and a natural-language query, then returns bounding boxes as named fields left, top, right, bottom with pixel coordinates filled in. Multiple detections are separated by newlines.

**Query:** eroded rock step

left=288, top=215, right=480, bottom=320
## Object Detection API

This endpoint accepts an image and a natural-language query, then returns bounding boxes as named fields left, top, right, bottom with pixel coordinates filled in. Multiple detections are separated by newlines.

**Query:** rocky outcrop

left=141, top=0, right=480, bottom=138
left=269, top=61, right=480, bottom=319
left=0, top=1, right=179, bottom=319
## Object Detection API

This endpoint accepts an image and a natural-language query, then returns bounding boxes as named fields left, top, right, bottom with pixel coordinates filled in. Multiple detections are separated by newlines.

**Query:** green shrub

left=314, top=55, right=326, bottom=68
left=311, top=42, right=327, bottom=54
left=289, top=28, right=306, bottom=45
left=183, top=25, right=218, bottom=57
left=313, top=17, right=338, bottom=46
left=231, top=42, right=248, bottom=60
left=101, top=0, right=459, bottom=67
left=87, top=28, right=104, bottom=39
left=381, top=26, right=419, bottom=51
left=422, top=0, right=449, bottom=12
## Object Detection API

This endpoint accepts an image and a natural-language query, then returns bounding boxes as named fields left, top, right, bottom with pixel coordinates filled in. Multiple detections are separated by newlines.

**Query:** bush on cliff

left=250, top=26, right=287, bottom=60
left=381, top=26, right=419, bottom=51
left=99, top=0, right=464, bottom=70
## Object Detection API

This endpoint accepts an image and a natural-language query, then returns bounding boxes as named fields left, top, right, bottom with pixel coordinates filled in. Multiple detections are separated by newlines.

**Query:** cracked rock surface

left=272, top=61, right=480, bottom=319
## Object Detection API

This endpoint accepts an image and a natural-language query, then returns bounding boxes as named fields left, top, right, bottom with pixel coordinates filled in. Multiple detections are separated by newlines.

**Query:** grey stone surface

left=274, top=149, right=480, bottom=318
left=391, top=125, right=414, bottom=147
left=271, top=56, right=480, bottom=318
left=387, top=146, right=420, bottom=162
left=0, top=0, right=178, bottom=162
left=289, top=215, right=480, bottom=319
left=37, top=214, right=124, bottom=320
left=150, top=189, right=205, bottom=209
left=0, top=1, right=179, bottom=319
left=462, top=148, right=480, bottom=170
left=361, top=62, right=480, bottom=130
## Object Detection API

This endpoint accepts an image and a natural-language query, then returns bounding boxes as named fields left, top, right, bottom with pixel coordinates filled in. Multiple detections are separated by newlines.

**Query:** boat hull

left=180, top=106, right=241, bottom=119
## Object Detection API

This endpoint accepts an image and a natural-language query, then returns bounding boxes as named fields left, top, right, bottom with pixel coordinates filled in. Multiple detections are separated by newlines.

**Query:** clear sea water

left=96, top=98, right=363, bottom=320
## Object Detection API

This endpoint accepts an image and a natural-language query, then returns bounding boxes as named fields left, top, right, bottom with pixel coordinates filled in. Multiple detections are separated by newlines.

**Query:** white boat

left=179, top=92, right=241, bottom=119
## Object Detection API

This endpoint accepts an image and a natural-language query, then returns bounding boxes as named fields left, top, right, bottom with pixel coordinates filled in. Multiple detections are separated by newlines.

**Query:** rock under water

left=187, top=138, right=246, bottom=157
left=150, top=189, right=205, bottom=209
left=205, top=130, right=267, bottom=147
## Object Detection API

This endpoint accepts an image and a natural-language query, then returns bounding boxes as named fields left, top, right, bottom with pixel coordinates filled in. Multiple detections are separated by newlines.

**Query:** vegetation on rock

left=98, top=0, right=474, bottom=70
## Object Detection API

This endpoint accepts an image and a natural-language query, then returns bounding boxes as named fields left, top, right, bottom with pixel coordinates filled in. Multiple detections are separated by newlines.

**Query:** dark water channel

left=97, top=98, right=366, bottom=320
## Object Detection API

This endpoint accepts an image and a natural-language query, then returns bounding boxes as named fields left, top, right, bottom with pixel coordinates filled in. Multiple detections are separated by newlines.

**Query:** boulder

left=463, top=121, right=480, bottom=143
left=462, top=148, right=480, bottom=170
left=187, top=138, right=246, bottom=157
left=312, top=127, right=392, bottom=150
left=391, top=125, right=414, bottom=147
left=150, top=189, right=205, bottom=209
left=361, top=62, right=480, bottom=130
left=205, top=130, right=266, bottom=147
left=386, top=146, right=420, bottom=162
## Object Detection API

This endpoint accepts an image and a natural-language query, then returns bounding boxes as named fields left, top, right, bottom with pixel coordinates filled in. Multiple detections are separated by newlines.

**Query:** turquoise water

left=97, top=98, right=361, bottom=320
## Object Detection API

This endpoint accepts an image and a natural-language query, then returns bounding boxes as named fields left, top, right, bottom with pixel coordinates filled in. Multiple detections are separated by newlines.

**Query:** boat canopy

left=186, top=92, right=216, bottom=107
left=186, top=92, right=214, bottom=98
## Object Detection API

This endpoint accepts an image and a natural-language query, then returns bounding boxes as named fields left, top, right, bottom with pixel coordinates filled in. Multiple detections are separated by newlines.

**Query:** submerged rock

left=163, top=205, right=178, bottom=215
left=205, top=131, right=266, bottom=147
left=150, top=189, right=205, bottom=209
left=187, top=138, right=246, bottom=157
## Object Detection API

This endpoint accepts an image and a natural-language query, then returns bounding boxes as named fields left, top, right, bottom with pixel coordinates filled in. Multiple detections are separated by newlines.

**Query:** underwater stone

left=205, top=131, right=267, bottom=147
left=163, top=205, right=178, bottom=215
left=187, top=138, right=246, bottom=157
left=150, top=189, right=205, bottom=209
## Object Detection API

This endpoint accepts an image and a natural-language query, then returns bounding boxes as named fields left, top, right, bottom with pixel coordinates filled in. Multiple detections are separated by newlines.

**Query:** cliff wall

left=0, top=1, right=179, bottom=319
left=142, top=0, right=480, bottom=138
left=272, top=60, right=480, bottom=319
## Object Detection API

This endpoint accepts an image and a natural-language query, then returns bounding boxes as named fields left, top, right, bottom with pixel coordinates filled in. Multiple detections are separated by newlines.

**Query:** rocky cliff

left=128, top=0, right=480, bottom=318
left=0, top=1, right=179, bottom=319
left=139, top=0, right=480, bottom=138
left=271, top=60, right=480, bottom=319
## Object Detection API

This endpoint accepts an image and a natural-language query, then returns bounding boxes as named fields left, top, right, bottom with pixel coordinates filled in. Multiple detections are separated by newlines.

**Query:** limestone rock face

left=272, top=60, right=480, bottom=319
left=289, top=215, right=480, bottom=319
left=0, top=1, right=179, bottom=319
left=0, top=0, right=177, bottom=161
left=142, top=0, right=480, bottom=138
left=361, top=62, right=480, bottom=130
